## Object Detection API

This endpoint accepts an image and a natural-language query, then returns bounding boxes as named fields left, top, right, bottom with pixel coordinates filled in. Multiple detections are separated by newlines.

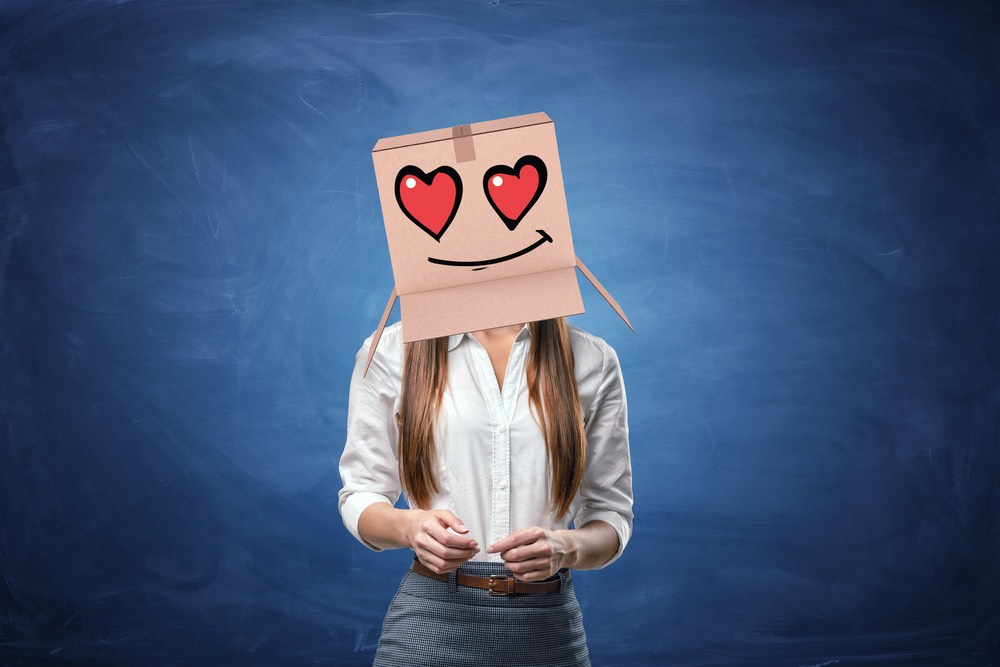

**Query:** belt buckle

left=488, top=574, right=510, bottom=596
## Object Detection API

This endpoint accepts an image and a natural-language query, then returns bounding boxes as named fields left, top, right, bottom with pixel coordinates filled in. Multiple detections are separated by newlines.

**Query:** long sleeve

left=573, top=342, right=633, bottom=569
left=338, top=328, right=403, bottom=551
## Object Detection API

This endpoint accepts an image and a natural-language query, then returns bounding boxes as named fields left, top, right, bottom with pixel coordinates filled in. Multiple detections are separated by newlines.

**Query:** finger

left=427, top=521, right=478, bottom=550
left=417, top=534, right=480, bottom=561
left=504, top=554, right=548, bottom=572
left=419, top=551, right=476, bottom=574
left=516, top=567, right=557, bottom=582
left=505, top=558, right=554, bottom=580
left=500, top=540, right=550, bottom=564
left=433, top=510, right=470, bottom=535
left=487, top=527, right=542, bottom=554
left=417, top=553, right=449, bottom=574
left=440, top=552, right=477, bottom=572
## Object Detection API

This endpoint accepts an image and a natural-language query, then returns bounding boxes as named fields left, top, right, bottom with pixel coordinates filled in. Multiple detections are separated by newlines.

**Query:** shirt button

left=499, top=423, right=507, bottom=433
left=498, top=480, right=508, bottom=490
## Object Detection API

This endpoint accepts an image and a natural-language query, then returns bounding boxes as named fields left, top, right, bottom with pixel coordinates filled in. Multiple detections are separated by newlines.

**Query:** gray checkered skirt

left=372, top=559, right=591, bottom=667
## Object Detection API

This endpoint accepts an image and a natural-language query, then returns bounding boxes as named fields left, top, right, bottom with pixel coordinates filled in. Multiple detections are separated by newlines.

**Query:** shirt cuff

left=573, top=509, right=632, bottom=569
left=340, top=491, right=395, bottom=551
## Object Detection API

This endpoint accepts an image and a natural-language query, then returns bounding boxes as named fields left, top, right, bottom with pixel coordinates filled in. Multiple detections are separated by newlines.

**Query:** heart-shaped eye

left=394, top=165, right=463, bottom=241
left=483, top=155, right=547, bottom=231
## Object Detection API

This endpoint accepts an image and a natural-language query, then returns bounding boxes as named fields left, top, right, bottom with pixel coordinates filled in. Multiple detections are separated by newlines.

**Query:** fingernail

left=458, top=524, right=468, bottom=532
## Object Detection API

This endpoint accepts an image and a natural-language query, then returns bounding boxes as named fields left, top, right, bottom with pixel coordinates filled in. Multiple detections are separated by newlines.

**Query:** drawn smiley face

left=394, top=155, right=552, bottom=270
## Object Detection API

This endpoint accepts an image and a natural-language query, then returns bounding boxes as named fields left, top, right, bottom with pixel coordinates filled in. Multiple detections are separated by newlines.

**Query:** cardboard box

left=366, top=112, right=631, bottom=372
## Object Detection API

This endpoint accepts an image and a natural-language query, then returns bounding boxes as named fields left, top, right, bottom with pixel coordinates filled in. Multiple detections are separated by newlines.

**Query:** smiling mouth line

left=427, top=229, right=553, bottom=268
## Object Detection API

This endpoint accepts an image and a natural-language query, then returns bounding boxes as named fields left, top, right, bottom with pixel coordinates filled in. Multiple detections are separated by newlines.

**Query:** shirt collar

left=447, top=323, right=531, bottom=351
left=447, top=333, right=465, bottom=351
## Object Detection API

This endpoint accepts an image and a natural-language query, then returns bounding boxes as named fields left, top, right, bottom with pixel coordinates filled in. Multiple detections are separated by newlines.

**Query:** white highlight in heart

left=492, top=176, right=504, bottom=187
left=405, top=177, right=417, bottom=189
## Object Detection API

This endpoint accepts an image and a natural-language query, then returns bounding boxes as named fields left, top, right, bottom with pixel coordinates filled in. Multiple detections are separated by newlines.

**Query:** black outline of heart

left=394, top=165, right=463, bottom=242
left=482, top=155, right=548, bottom=231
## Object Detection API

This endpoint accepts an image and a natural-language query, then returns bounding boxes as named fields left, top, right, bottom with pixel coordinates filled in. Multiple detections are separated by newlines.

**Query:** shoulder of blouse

left=566, top=324, right=626, bottom=420
left=355, top=321, right=405, bottom=386
left=566, top=324, right=619, bottom=375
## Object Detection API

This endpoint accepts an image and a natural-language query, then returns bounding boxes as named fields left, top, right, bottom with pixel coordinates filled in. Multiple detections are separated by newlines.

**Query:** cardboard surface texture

left=366, top=112, right=632, bottom=373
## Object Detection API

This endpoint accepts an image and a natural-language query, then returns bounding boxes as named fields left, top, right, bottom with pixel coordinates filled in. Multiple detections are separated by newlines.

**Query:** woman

left=338, top=316, right=632, bottom=667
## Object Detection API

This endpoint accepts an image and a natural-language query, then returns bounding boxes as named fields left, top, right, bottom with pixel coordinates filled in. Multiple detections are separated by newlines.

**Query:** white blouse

left=338, top=321, right=633, bottom=568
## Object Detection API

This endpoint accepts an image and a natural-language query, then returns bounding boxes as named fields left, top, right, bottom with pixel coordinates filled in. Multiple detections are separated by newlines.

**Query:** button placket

left=469, top=341, right=511, bottom=549
left=496, top=330, right=528, bottom=539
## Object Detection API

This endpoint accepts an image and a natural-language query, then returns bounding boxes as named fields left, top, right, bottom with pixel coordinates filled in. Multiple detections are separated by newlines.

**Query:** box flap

left=399, top=266, right=583, bottom=342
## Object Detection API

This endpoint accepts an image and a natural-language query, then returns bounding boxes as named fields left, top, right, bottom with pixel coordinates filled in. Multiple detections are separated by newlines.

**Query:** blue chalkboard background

left=2, top=1, right=999, bottom=665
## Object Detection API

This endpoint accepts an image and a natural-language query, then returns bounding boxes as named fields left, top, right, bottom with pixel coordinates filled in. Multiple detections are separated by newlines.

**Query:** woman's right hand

left=406, top=509, right=479, bottom=574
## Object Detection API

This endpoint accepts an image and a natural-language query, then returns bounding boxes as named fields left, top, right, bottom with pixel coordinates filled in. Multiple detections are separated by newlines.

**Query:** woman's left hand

left=486, top=527, right=577, bottom=581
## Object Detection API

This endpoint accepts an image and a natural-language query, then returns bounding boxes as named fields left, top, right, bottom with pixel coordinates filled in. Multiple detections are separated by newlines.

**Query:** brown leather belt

left=410, top=558, right=565, bottom=596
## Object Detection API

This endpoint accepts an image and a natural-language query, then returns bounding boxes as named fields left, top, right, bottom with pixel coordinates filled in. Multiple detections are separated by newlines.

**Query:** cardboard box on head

left=365, top=112, right=632, bottom=375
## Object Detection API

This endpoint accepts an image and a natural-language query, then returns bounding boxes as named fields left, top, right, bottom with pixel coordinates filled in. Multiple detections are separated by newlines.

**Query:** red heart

left=483, top=155, right=548, bottom=230
left=394, top=165, right=463, bottom=241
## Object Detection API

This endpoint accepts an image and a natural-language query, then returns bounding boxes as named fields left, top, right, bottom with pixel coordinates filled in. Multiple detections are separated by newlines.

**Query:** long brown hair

left=397, top=318, right=586, bottom=518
